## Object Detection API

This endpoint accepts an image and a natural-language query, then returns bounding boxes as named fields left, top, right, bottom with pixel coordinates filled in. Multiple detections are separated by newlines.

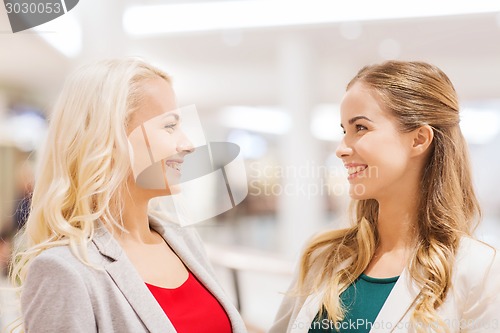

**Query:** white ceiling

left=1, top=2, right=500, bottom=113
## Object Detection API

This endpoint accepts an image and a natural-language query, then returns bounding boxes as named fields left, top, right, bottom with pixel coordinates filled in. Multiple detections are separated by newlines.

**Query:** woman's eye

left=164, top=123, right=177, bottom=132
left=355, top=124, right=367, bottom=132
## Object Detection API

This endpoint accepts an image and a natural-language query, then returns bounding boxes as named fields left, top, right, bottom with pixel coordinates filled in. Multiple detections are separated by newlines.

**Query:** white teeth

left=347, top=165, right=367, bottom=175
left=165, top=162, right=181, bottom=172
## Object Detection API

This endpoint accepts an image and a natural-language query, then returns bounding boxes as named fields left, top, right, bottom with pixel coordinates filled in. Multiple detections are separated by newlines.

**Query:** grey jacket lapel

left=92, top=224, right=176, bottom=333
left=93, top=217, right=247, bottom=333
left=149, top=216, right=246, bottom=332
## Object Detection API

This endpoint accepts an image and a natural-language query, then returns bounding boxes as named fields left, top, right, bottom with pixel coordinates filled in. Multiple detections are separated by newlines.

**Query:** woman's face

left=336, top=82, right=416, bottom=201
left=127, top=78, right=194, bottom=196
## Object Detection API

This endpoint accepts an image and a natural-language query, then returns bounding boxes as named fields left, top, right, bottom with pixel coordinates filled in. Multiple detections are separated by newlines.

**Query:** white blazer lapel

left=370, top=268, right=421, bottom=333
left=290, top=291, right=324, bottom=333
left=290, top=259, right=354, bottom=333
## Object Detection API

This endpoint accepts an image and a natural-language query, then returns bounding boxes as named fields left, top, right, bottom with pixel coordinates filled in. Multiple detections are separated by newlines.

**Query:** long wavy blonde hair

left=10, top=58, right=171, bottom=286
left=296, top=61, right=481, bottom=332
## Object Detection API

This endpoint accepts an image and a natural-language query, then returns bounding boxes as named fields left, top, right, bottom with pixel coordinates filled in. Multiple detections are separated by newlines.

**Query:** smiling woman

left=9, top=58, right=246, bottom=333
left=336, top=82, right=428, bottom=200
left=126, top=79, right=193, bottom=194
left=268, top=61, right=500, bottom=333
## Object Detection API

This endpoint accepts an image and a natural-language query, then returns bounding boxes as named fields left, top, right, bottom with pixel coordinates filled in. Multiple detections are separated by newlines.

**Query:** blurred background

left=1, top=1, right=500, bottom=331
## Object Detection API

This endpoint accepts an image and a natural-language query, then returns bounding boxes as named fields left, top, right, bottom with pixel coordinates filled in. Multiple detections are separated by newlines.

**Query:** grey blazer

left=21, top=215, right=248, bottom=333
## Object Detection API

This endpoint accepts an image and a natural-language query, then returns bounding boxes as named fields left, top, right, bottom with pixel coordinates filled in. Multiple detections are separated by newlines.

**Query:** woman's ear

left=411, top=124, right=434, bottom=157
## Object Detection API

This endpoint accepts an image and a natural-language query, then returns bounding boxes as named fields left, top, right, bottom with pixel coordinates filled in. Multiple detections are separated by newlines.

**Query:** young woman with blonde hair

left=269, top=61, right=500, bottom=333
left=10, top=58, right=246, bottom=332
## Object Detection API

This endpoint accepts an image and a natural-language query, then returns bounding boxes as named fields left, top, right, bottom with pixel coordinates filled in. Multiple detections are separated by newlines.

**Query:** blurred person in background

left=13, top=161, right=34, bottom=230
left=269, top=61, right=500, bottom=333
left=0, top=229, right=12, bottom=277
left=10, top=58, right=246, bottom=333
left=1, top=224, right=18, bottom=332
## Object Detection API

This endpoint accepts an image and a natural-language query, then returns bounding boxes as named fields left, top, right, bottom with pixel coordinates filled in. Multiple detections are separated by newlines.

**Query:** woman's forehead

left=129, top=78, right=177, bottom=127
left=341, top=83, right=383, bottom=117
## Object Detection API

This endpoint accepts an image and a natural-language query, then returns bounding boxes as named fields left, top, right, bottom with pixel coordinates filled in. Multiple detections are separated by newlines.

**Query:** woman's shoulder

left=34, top=244, right=77, bottom=258
left=450, top=236, right=500, bottom=315
left=28, top=243, right=103, bottom=278
left=457, top=237, right=497, bottom=260
left=455, top=236, right=499, bottom=277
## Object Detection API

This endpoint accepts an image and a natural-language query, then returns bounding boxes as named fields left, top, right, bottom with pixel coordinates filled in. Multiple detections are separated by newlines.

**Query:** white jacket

left=268, top=237, right=500, bottom=333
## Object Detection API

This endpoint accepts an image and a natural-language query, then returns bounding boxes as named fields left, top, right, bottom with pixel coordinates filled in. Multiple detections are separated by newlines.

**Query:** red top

left=146, top=272, right=232, bottom=333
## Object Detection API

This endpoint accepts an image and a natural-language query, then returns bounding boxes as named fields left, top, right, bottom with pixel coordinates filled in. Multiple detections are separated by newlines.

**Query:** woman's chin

left=146, top=186, right=181, bottom=198
left=348, top=184, right=369, bottom=200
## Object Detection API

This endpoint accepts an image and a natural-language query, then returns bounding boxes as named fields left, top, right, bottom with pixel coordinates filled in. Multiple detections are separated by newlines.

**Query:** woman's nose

left=335, top=138, right=353, bottom=159
left=177, top=131, right=195, bottom=154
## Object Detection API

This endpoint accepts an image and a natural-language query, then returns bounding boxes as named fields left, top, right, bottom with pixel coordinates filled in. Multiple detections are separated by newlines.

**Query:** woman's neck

left=111, top=184, right=159, bottom=245
left=363, top=196, right=419, bottom=277
left=376, top=196, right=418, bottom=253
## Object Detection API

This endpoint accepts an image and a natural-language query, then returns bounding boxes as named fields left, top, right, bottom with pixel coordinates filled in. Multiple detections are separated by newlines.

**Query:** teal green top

left=308, top=274, right=399, bottom=333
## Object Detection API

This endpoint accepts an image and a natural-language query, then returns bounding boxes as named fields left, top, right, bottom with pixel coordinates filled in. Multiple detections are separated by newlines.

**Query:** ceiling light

left=124, top=0, right=500, bottom=36
left=34, top=12, right=82, bottom=58
left=219, top=106, right=291, bottom=135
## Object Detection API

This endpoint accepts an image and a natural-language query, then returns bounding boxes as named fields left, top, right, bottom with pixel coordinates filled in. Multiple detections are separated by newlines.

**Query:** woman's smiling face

left=336, top=82, right=417, bottom=201
left=127, top=78, right=194, bottom=195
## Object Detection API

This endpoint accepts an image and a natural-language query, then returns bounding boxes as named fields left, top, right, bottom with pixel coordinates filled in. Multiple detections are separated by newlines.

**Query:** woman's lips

left=345, top=164, right=368, bottom=180
left=164, top=160, right=183, bottom=178
left=165, top=161, right=181, bottom=172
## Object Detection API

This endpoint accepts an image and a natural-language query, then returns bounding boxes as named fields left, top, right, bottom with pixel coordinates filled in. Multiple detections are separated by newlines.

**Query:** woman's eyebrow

left=160, top=112, right=179, bottom=121
left=340, top=115, right=373, bottom=128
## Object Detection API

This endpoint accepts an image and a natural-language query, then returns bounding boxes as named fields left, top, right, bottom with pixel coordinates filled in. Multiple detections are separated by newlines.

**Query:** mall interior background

left=1, top=1, right=500, bottom=331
